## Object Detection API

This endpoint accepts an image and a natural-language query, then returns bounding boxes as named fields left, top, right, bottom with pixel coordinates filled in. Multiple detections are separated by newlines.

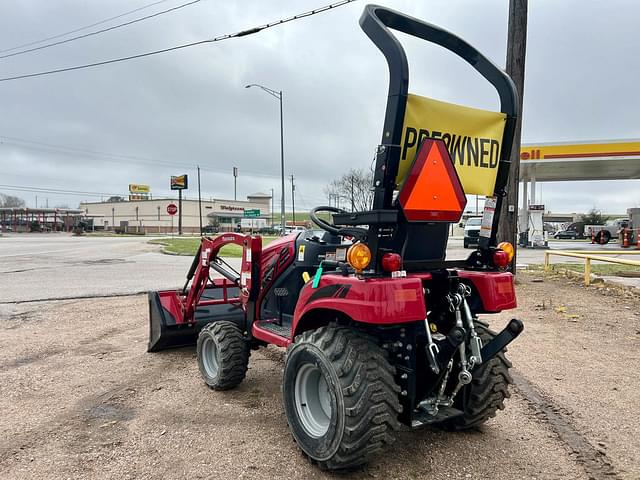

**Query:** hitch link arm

left=460, top=284, right=483, bottom=366
left=449, top=291, right=473, bottom=399
left=424, top=314, right=440, bottom=374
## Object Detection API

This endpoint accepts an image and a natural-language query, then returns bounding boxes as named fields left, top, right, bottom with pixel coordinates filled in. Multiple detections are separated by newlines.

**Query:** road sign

left=243, top=209, right=260, bottom=217
left=167, top=203, right=178, bottom=215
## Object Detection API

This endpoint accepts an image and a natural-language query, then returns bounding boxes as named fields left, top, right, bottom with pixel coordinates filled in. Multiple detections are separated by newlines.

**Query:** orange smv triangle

left=398, top=138, right=467, bottom=222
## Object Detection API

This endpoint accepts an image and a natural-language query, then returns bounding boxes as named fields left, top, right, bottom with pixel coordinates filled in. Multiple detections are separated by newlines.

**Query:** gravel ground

left=0, top=272, right=638, bottom=479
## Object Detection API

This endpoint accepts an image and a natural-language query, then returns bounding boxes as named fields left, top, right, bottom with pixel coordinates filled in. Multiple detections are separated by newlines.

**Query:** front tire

left=197, top=321, right=249, bottom=390
left=439, top=320, right=513, bottom=430
left=283, top=325, right=401, bottom=470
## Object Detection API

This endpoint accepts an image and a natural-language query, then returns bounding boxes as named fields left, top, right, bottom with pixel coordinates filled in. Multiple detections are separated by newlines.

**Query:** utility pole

left=350, top=175, right=355, bottom=212
left=270, top=188, right=274, bottom=228
left=233, top=166, right=238, bottom=201
left=197, top=166, right=203, bottom=235
left=498, top=0, right=527, bottom=270
left=178, top=190, right=183, bottom=235
left=292, top=178, right=296, bottom=223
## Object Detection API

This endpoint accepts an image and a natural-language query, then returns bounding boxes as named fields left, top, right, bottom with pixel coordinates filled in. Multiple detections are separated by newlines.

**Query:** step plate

left=255, top=321, right=292, bottom=339
left=411, top=406, right=464, bottom=427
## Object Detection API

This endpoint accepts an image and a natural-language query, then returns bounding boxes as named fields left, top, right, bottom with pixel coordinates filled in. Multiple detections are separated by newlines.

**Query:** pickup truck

left=585, top=218, right=629, bottom=244
left=463, top=217, right=482, bottom=248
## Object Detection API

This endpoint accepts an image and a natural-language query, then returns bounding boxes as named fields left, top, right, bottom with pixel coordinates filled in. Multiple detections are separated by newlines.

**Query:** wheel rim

left=201, top=336, right=219, bottom=378
left=294, top=363, right=332, bottom=437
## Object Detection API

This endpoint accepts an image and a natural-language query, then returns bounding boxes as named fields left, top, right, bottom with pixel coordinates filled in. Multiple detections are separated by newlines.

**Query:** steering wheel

left=310, top=206, right=348, bottom=235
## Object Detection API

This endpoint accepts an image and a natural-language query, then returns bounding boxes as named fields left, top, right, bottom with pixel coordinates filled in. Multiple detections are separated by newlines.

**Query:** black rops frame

left=359, top=4, right=519, bottom=265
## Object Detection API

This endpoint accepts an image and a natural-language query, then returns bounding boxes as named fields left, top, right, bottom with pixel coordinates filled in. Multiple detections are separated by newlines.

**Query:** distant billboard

left=170, top=175, right=188, bottom=190
left=129, top=184, right=150, bottom=193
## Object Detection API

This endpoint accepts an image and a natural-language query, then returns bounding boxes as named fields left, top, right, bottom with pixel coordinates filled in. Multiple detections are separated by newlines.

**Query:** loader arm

left=182, top=233, right=262, bottom=323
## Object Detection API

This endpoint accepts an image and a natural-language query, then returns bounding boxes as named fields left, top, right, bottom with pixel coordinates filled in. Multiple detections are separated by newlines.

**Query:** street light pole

left=246, top=83, right=286, bottom=234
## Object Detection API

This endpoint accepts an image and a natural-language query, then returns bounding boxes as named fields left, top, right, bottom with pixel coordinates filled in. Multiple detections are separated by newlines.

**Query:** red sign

left=167, top=203, right=178, bottom=215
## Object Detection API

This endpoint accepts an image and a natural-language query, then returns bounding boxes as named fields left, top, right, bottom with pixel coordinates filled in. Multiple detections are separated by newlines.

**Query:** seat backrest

left=397, top=221, right=449, bottom=271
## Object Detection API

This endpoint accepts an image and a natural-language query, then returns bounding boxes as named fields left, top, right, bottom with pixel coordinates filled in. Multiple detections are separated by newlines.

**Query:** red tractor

left=148, top=5, right=523, bottom=470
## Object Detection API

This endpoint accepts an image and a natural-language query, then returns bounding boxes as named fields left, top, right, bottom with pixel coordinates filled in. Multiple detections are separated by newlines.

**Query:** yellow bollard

left=584, top=258, right=591, bottom=286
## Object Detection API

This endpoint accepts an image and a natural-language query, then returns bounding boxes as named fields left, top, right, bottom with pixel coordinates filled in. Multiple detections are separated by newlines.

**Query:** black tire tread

left=197, top=321, right=249, bottom=391
left=440, top=319, right=513, bottom=430
left=287, top=325, right=402, bottom=470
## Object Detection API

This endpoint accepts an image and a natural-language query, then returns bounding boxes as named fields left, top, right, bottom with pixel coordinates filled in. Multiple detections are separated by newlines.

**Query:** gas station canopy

left=519, top=139, right=640, bottom=181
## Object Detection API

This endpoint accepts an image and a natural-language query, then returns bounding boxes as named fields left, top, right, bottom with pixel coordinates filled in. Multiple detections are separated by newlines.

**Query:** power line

left=0, top=0, right=171, bottom=54
left=0, top=183, right=273, bottom=203
left=0, top=0, right=358, bottom=82
left=0, top=0, right=202, bottom=60
left=0, top=184, right=126, bottom=198
left=0, top=135, right=281, bottom=179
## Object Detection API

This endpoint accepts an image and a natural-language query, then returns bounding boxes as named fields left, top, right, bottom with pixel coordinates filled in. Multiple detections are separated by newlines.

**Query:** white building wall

left=80, top=196, right=271, bottom=233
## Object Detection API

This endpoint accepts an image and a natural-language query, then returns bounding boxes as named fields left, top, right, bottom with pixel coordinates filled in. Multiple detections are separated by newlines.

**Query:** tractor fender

left=292, top=274, right=426, bottom=337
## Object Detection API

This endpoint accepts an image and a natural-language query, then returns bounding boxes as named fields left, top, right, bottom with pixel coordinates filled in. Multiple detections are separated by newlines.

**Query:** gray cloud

left=1, top=0, right=638, bottom=214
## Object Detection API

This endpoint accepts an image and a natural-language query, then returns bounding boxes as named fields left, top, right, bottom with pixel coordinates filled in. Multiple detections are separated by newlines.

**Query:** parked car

left=463, top=217, right=482, bottom=248
left=554, top=229, right=580, bottom=240
left=202, top=225, right=219, bottom=234
left=285, top=226, right=307, bottom=235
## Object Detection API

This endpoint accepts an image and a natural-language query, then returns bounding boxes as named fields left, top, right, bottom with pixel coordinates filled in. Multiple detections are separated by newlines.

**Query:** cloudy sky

left=1, top=0, right=638, bottom=214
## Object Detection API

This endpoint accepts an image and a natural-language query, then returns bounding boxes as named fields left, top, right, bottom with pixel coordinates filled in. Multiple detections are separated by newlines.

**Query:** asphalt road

left=0, top=234, right=194, bottom=303
left=0, top=233, right=634, bottom=303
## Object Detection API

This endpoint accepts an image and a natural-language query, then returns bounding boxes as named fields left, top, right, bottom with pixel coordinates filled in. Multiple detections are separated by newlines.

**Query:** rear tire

left=439, top=320, right=513, bottom=430
left=595, top=231, right=610, bottom=244
left=197, top=321, right=249, bottom=390
left=283, top=325, right=401, bottom=470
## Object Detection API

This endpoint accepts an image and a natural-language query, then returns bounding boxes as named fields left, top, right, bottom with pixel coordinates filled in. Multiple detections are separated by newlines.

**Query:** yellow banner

left=399, top=94, right=506, bottom=196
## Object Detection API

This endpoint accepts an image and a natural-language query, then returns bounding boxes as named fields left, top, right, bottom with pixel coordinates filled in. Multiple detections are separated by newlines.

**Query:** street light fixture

left=245, top=83, right=285, bottom=234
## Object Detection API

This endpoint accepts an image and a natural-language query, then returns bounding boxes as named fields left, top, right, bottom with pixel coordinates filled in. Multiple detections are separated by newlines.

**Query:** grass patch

left=149, top=235, right=278, bottom=257
left=541, top=262, right=640, bottom=276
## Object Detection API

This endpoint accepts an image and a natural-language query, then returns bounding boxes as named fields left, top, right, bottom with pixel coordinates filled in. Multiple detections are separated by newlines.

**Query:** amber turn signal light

left=497, top=241, right=515, bottom=262
left=346, top=243, right=372, bottom=271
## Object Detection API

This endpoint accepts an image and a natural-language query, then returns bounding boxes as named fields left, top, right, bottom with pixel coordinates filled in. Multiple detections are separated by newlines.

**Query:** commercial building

left=80, top=193, right=272, bottom=234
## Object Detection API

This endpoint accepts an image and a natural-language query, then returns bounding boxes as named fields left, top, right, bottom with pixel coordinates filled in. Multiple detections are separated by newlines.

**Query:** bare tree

left=0, top=193, right=25, bottom=208
left=324, top=169, right=373, bottom=212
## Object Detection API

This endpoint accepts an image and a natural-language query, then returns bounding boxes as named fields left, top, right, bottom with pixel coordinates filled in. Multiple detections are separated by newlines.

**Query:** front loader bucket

left=147, top=291, right=199, bottom=352
left=148, top=287, right=246, bottom=352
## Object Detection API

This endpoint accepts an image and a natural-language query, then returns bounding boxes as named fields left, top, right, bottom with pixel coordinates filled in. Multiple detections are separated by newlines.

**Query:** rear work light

left=346, top=243, right=372, bottom=272
left=381, top=253, right=402, bottom=272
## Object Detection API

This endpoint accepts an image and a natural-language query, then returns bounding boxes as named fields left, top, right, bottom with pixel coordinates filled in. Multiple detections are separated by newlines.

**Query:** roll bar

left=360, top=4, right=518, bottom=246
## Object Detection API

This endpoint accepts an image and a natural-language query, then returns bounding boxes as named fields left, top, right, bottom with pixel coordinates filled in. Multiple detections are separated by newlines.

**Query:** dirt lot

left=1, top=272, right=639, bottom=480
